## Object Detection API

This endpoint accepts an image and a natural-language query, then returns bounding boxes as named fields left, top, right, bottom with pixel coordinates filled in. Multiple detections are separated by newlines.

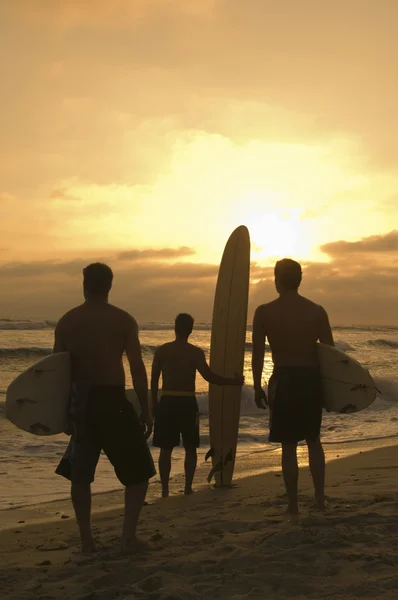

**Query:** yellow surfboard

left=207, top=226, right=250, bottom=486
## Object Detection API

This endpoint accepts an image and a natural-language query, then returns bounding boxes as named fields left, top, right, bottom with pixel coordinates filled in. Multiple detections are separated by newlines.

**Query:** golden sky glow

left=1, top=1, right=398, bottom=323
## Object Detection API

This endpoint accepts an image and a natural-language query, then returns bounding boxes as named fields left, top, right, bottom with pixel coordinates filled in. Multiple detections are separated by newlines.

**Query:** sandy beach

left=1, top=441, right=397, bottom=600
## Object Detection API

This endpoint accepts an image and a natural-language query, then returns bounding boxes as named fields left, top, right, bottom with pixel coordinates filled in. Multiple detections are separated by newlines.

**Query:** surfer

left=151, top=313, right=244, bottom=497
left=251, top=259, right=334, bottom=519
left=53, top=263, right=156, bottom=554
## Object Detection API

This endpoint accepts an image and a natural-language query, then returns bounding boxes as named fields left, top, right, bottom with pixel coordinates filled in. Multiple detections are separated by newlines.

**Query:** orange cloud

left=9, top=0, right=217, bottom=28
left=322, top=230, right=398, bottom=256
left=117, top=247, right=195, bottom=261
left=0, top=193, right=15, bottom=202
left=1, top=237, right=398, bottom=325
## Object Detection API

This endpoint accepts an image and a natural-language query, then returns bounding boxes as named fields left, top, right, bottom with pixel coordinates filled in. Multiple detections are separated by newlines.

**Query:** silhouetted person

left=54, top=263, right=155, bottom=554
left=151, top=313, right=243, bottom=497
left=251, top=259, right=334, bottom=520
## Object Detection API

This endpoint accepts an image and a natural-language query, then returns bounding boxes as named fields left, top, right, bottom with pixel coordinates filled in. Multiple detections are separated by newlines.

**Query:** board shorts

left=268, top=366, right=323, bottom=444
left=56, top=383, right=156, bottom=486
left=153, top=395, right=200, bottom=450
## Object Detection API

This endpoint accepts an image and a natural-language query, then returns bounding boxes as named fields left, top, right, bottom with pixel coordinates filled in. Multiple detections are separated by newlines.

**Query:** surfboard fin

left=30, top=422, right=50, bottom=434
left=340, top=404, right=357, bottom=414
left=205, top=448, right=215, bottom=462
left=207, top=459, right=222, bottom=483
left=16, top=397, right=38, bottom=405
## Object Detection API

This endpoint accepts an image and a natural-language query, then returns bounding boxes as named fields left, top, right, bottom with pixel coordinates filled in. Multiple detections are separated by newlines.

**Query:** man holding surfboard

left=251, top=259, right=334, bottom=520
left=54, top=263, right=156, bottom=554
left=151, top=313, right=243, bottom=497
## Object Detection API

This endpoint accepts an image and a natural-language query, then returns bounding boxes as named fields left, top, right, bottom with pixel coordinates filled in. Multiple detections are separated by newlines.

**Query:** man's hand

left=234, top=373, right=245, bottom=386
left=254, top=387, right=268, bottom=409
left=140, top=411, right=153, bottom=439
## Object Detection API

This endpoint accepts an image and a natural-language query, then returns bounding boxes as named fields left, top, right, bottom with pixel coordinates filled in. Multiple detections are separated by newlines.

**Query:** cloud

left=249, top=257, right=398, bottom=326
left=1, top=247, right=398, bottom=325
left=0, top=256, right=215, bottom=280
left=0, top=259, right=90, bottom=279
left=117, top=247, right=195, bottom=261
left=322, top=230, right=398, bottom=257
left=49, top=187, right=80, bottom=201
left=8, top=0, right=216, bottom=28
left=0, top=254, right=220, bottom=320
left=0, top=193, right=14, bottom=202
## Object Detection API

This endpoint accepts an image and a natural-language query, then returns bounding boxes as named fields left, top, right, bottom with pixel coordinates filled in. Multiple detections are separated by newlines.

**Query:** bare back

left=255, top=294, right=333, bottom=367
left=54, top=302, right=136, bottom=385
left=154, top=341, right=203, bottom=392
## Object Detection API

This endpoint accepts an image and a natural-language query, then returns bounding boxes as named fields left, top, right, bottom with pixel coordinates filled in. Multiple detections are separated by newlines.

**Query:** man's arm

left=150, top=349, right=161, bottom=414
left=196, top=350, right=243, bottom=386
left=53, top=322, right=66, bottom=353
left=318, top=307, right=334, bottom=346
left=251, top=306, right=268, bottom=408
left=251, top=307, right=266, bottom=391
left=125, top=316, right=152, bottom=435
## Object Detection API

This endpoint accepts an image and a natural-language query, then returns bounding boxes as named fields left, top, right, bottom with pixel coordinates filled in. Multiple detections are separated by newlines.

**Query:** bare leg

left=159, top=448, right=172, bottom=497
left=281, top=443, right=299, bottom=517
left=121, top=480, right=149, bottom=554
left=184, top=448, right=197, bottom=495
left=307, top=437, right=326, bottom=508
left=71, top=482, right=96, bottom=554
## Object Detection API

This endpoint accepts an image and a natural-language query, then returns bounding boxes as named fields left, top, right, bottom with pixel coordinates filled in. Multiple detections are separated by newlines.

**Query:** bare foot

left=120, top=537, right=150, bottom=556
left=81, top=539, right=97, bottom=555
left=314, top=497, right=328, bottom=511
left=284, top=509, right=300, bottom=525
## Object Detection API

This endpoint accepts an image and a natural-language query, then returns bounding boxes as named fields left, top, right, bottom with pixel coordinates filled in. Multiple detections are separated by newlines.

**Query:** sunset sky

left=1, top=1, right=397, bottom=324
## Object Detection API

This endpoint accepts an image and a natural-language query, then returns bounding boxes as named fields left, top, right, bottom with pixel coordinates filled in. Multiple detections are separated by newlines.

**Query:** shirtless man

left=151, top=313, right=243, bottom=497
left=54, top=263, right=155, bottom=554
left=251, top=259, right=334, bottom=519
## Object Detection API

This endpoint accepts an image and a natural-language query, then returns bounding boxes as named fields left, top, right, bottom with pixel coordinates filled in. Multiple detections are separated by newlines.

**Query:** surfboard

left=206, top=225, right=250, bottom=486
left=6, top=353, right=70, bottom=435
left=317, top=343, right=378, bottom=413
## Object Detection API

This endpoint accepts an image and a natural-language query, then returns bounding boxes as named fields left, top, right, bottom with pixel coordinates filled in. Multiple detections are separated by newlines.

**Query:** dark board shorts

left=268, top=367, right=323, bottom=444
left=56, top=384, right=156, bottom=485
left=153, top=395, right=200, bottom=450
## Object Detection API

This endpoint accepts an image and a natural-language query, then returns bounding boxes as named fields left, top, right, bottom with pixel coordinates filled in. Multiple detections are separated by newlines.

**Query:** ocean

left=0, top=319, right=397, bottom=509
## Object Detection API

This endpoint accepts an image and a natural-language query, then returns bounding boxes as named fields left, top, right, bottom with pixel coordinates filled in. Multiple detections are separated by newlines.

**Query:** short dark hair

left=274, top=258, right=302, bottom=290
left=83, top=263, right=113, bottom=296
left=175, top=313, right=194, bottom=337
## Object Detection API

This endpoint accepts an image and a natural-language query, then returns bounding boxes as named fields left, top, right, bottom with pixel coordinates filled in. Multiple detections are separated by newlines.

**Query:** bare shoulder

left=254, top=299, right=278, bottom=320
left=55, top=305, right=84, bottom=329
left=300, top=296, right=329, bottom=318
left=108, top=304, right=138, bottom=328
left=156, top=341, right=174, bottom=356
left=190, top=343, right=204, bottom=357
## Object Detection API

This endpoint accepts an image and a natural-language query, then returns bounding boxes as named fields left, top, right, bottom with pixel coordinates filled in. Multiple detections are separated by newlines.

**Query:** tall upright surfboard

left=206, top=226, right=250, bottom=486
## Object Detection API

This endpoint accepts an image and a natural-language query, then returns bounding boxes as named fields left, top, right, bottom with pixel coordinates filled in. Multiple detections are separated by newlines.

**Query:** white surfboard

left=207, top=226, right=250, bottom=486
left=6, top=353, right=70, bottom=435
left=317, top=343, right=378, bottom=413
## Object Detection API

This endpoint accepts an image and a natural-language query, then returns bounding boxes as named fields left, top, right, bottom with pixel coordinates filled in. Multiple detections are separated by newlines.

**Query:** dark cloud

left=322, top=230, right=398, bottom=257
left=0, top=256, right=219, bottom=320
left=0, top=259, right=90, bottom=278
left=117, top=247, right=195, bottom=261
left=249, top=257, right=398, bottom=326
left=0, top=257, right=216, bottom=281
left=0, top=250, right=398, bottom=325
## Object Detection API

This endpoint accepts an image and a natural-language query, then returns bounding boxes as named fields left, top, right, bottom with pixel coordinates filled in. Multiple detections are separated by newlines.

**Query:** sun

left=247, top=210, right=312, bottom=262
